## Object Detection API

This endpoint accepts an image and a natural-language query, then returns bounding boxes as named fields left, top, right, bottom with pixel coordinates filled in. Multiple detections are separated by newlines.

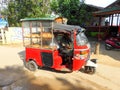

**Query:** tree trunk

left=94, top=42, right=100, bottom=55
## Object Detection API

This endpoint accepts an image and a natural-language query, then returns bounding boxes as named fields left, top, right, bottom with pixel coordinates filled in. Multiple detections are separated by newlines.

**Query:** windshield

left=76, top=33, right=88, bottom=46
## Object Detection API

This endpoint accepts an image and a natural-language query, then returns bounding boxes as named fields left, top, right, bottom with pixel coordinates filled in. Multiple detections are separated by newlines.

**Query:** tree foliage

left=51, top=0, right=92, bottom=26
left=2, top=0, right=51, bottom=26
left=1, top=0, right=93, bottom=27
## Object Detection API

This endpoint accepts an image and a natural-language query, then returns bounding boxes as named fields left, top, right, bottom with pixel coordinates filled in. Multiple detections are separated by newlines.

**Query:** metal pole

left=40, top=22, right=43, bottom=48
left=30, top=22, right=32, bottom=45
left=117, top=14, right=119, bottom=26
left=21, top=21, right=25, bottom=46
left=111, top=15, right=113, bottom=26
left=98, top=17, right=101, bottom=40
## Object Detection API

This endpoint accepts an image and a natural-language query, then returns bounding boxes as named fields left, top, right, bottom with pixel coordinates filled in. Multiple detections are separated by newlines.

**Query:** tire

left=105, top=44, right=113, bottom=50
left=84, top=66, right=96, bottom=74
left=89, top=67, right=96, bottom=74
left=26, top=60, right=38, bottom=71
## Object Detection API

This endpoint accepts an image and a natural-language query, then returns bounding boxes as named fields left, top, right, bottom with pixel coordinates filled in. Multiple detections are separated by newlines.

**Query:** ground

left=0, top=40, right=120, bottom=90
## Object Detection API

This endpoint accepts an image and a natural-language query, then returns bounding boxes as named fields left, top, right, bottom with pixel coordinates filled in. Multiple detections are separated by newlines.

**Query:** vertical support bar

left=98, top=16, right=101, bottom=26
left=117, top=14, right=119, bottom=26
left=1, top=29, right=6, bottom=44
left=51, top=21, right=54, bottom=51
left=109, top=15, right=111, bottom=25
left=29, top=21, right=32, bottom=45
left=94, top=42, right=100, bottom=55
left=118, top=21, right=120, bottom=34
left=21, top=21, right=25, bottom=46
left=98, top=17, right=101, bottom=40
left=111, top=15, right=113, bottom=26
left=40, top=22, right=43, bottom=48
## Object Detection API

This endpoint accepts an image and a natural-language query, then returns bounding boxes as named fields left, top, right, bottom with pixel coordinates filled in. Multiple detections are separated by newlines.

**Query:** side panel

left=40, top=50, right=63, bottom=69
left=52, top=50, right=63, bottom=70
left=26, top=47, right=43, bottom=66
left=72, top=31, right=89, bottom=71
left=26, top=47, right=62, bottom=69
left=72, top=49, right=86, bottom=71
left=72, top=59, right=85, bottom=71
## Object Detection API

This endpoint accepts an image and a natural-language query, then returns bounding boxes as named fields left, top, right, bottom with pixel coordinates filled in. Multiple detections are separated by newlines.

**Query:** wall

left=1, top=27, right=23, bottom=44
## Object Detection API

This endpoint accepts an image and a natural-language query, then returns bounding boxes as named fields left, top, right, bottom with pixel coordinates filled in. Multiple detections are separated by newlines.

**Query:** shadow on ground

left=0, top=65, right=92, bottom=90
left=0, top=65, right=53, bottom=90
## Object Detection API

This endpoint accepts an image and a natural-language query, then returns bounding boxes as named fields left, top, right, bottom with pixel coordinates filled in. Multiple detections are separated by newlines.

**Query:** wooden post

left=117, top=14, right=119, bottom=26
left=30, top=22, right=32, bottom=45
left=98, top=17, right=101, bottom=40
left=21, top=21, right=25, bottom=46
left=94, top=42, right=100, bottom=55
left=111, top=15, right=113, bottom=26
left=1, top=29, right=6, bottom=44
left=40, top=22, right=43, bottom=48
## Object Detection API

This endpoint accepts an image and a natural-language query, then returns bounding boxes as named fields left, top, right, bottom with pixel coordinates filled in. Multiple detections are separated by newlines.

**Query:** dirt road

left=0, top=43, right=120, bottom=90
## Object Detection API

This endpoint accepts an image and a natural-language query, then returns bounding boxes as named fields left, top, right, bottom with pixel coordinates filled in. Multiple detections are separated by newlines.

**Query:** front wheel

left=89, top=67, right=96, bottom=74
left=84, top=66, right=96, bottom=74
left=26, top=61, right=38, bottom=71
left=105, top=44, right=113, bottom=50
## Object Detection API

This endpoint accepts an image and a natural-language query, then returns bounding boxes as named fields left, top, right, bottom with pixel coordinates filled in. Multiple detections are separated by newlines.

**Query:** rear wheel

left=26, top=61, right=38, bottom=71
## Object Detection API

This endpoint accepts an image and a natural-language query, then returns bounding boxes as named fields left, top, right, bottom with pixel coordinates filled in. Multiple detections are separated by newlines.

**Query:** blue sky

left=85, top=0, right=116, bottom=7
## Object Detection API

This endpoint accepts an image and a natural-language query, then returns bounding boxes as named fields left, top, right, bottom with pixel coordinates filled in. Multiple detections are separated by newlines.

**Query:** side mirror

left=76, top=28, right=85, bottom=35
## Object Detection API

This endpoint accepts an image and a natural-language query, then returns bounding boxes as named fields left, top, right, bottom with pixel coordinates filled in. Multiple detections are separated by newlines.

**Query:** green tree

left=51, top=0, right=92, bottom=26
left=2, top=0, right=51, bottom=26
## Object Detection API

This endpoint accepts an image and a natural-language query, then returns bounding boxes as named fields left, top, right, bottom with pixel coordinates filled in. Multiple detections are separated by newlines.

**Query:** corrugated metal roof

left=93, top=6, right=120, bottom=16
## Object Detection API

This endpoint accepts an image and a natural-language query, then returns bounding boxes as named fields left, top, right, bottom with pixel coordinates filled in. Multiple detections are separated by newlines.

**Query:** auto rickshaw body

left=21, top=18, right=95, bottom=72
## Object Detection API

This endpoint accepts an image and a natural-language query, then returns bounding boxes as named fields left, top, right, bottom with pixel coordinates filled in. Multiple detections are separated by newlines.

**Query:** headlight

left=74, top=50, right=88, bottom=60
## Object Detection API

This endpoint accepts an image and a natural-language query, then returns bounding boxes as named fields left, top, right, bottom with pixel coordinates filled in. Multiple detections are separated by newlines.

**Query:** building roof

left=106, top=0, right=120, bottom=8
left=87, top=4, right=103, bottom=10
left=93, top=0, right=120, bottom=17
left=93, top=6, right=120, bottom=17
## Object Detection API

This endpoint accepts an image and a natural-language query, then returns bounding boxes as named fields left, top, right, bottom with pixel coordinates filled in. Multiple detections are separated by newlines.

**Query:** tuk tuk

left=21, top=18, right=97, bottom=73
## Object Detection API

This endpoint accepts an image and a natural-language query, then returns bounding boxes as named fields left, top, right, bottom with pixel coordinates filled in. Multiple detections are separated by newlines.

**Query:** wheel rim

left=105, top=44, right=112, bottom=50
left=29, top=63, right=36, bottom=71
left=27, top=61, right=38, bottom=71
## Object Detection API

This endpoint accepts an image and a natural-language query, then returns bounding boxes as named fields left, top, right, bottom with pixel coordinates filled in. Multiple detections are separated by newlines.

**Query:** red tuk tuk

left=21, top=18, right=97, bottom=73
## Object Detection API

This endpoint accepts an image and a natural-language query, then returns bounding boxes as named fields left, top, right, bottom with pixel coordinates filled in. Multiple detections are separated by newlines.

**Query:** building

left=86, top=0, right=120, bottom=40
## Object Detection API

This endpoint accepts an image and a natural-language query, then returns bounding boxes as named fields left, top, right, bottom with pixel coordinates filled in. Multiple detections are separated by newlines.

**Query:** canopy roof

left=20, top=17, right=55, bottom=21
left=53, top=23, right=81, bottom=31
left=21, top=18, right=82, bottom=31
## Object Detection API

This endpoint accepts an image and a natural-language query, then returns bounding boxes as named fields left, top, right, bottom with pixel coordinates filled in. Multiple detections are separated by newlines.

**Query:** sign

left=0, top=18, right=8, bottom=28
